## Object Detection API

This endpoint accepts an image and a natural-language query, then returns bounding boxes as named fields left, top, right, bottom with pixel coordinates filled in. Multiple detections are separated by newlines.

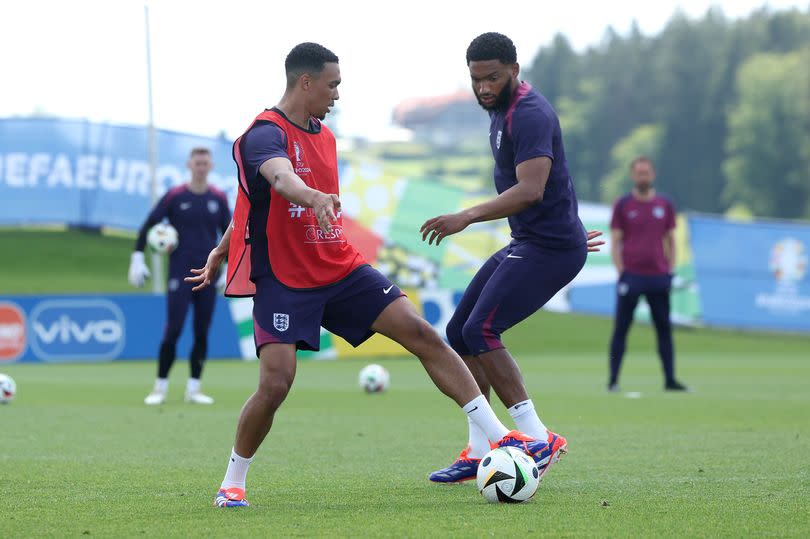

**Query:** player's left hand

left=586, top=230, right=605, bottom=252
left=185, top=246, right=226, bottom=292
left=420, top=212, right=470, bottom=246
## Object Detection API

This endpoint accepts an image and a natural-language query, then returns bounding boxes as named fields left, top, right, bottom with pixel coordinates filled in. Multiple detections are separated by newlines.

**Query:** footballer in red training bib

left=226, top=108, right=365, bottom=294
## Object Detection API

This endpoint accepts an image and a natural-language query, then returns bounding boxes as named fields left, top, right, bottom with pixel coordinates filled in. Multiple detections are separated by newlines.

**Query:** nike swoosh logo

left=467, top=406, right=479, bottom=413
left=506, top=254, right=523, bottom=259
left=180, top=202, right=191, bottom=210
left=383, top=285, right=394, bottom=294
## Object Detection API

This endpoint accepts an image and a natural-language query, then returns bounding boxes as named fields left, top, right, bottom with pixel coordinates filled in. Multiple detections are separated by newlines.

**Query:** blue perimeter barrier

left=0, top=294, right=240, bottom=363
left=689, top=215, right=810, bottom=333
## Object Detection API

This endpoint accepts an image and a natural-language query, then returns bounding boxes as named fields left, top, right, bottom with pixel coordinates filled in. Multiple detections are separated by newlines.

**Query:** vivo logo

left=33, top=316, right=121, bottom=344
left=30, top=300, right=125, bottom=361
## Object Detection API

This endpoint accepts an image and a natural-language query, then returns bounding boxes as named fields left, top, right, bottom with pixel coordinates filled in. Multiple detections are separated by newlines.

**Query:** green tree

left=651, top=8, right=731, bottom=211
left=555, top=79, right=603, bottom=200
left=723, top=48, right=810, bottom=218
left=521, top=6, right=810, bottom=214
left=524, top=33, right=579, bottom=108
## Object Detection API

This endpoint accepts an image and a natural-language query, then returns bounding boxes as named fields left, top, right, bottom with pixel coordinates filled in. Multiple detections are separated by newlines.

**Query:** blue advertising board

left=0, top=118, right=236, bottom=230
left=0, top=294, right=240, bottom=363
left=689, top=215, right=810, bottom=333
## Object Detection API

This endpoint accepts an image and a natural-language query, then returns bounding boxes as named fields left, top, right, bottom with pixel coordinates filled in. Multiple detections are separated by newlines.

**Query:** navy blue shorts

left=252, top=265, right=403, bottom=354
left=617, top=272, right=672, bottom=297
left=446, top=241, right=587, bottom=356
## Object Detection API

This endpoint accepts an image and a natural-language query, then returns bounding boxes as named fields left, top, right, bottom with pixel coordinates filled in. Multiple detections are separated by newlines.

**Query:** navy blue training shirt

left=489, top=81, right=586, bottom=249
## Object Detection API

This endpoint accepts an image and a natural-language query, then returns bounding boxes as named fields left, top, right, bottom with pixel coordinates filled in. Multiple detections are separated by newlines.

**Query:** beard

left=635, top=182, right=653, bottom=195
left=476, top=81, right=513, bottom=111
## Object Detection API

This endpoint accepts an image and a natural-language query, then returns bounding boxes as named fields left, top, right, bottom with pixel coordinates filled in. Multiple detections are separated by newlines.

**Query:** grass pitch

left=2, top=312, right=808, bottom=537
left=0, top=228, right=136, bottom=294
left=2, top=228, right=809, bottom=536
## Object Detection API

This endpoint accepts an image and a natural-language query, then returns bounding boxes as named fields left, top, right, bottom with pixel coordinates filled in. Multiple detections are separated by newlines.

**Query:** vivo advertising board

left=0, top=295, right=240, bottom=363
left=29, top=299, right=125, bottom=361
left=689, top=215, right=810, bottom=333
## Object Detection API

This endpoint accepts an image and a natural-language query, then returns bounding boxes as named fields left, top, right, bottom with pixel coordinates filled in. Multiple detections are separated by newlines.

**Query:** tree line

left=525, top=7, right=810, bottom=219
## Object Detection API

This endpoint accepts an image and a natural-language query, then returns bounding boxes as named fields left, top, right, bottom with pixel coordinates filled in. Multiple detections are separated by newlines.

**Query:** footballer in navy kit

left=128, top=147, right=231, bottom=405
left=420, top=32, right=603, bottom=483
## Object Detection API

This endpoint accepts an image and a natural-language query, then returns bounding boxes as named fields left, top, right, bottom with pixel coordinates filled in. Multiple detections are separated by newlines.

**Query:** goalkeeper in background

left=128, top=147, right=231, bottom=405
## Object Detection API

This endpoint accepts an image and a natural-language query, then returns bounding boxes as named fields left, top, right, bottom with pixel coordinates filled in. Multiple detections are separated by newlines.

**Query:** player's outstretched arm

left=259, top=157, right=339, bottom=234
left=185, top=220, right=232, bottom=292
left=420, top=156, right=551, bottom=246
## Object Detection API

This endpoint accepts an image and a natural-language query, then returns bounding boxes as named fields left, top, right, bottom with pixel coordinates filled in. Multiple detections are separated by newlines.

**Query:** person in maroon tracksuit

left=608, top=156, right=690, bottom=392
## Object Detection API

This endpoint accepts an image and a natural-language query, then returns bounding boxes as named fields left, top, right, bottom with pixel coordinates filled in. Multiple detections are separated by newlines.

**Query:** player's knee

left=461, top=319, right=499, bottom=352
left=257, top=376, right=292, bottom=408
left=396, top=317, right=446, bottom=357
left=411, top=317, right=445, bottom=347
left=446, top=317, right=466, bottom=353
left=461, top=320, right=479, bottom=347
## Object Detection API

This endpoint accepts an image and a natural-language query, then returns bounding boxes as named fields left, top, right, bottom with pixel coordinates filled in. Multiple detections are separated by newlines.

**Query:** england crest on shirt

left=653, top=206, right=665, bottom=219
left=273, top=313, right=290, bottom=332
left=208, top=200, right=219, bottom=214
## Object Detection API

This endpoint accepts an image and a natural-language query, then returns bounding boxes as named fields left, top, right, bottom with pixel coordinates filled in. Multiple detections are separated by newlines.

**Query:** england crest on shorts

left=273, top=313, right=290, bottom=332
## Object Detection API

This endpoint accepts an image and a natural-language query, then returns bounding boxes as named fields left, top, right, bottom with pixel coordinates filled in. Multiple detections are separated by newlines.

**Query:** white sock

left=186, top=378, right=201, bottom=394
left=154, top=378, right=168, bottom=393
left=463, top=395, right=509, bottom=443
left=466, top=416, right=491, bottom=459
left=221, top=448, right=253, bottom=490
left=507, top=399, right=547, bottom=440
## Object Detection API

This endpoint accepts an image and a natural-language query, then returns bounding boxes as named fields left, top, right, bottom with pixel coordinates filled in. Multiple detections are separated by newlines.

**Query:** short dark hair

left=630, top=156, right=655, bottom=170
left=466, top=32, right=517, bottom=64
left=285, top=42, right=339, bottom=87
left=189, top=147, right=211, bottom=158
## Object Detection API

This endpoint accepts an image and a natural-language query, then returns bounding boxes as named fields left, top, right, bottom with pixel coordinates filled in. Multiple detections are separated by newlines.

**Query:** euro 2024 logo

left=769, top=238, right=807, bottom=286
left=292, top=142, right=311, bottom=174
left=756, top=238, right=810, bottom=315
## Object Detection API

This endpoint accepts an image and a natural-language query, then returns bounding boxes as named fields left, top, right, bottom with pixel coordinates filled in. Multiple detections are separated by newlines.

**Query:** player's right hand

left=127, top=251, right=151, bottom=288
left=185, top=246, right=226, bottom=292
left=586, top=230, right=605, bottom=252
left=312, top=192, right=340, bottom=234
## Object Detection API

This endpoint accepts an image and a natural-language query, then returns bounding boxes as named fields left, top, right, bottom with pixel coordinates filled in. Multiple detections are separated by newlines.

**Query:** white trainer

left=184, top=391, right=214, bottom=405
left=144, top=391, right=167, bottom=405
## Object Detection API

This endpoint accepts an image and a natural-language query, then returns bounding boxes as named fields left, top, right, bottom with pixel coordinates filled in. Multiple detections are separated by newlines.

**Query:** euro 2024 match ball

left=358, top=364, right=390, bottom=393
left=147, top=223, right=179, bottom=254
left=0, top=373, right=16, bottom=404
left=477, top=446, right=540, bottom=503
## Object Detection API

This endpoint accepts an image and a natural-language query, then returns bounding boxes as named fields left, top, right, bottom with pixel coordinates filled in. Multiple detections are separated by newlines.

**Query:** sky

left=1, top=0, right=807, bottom=141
